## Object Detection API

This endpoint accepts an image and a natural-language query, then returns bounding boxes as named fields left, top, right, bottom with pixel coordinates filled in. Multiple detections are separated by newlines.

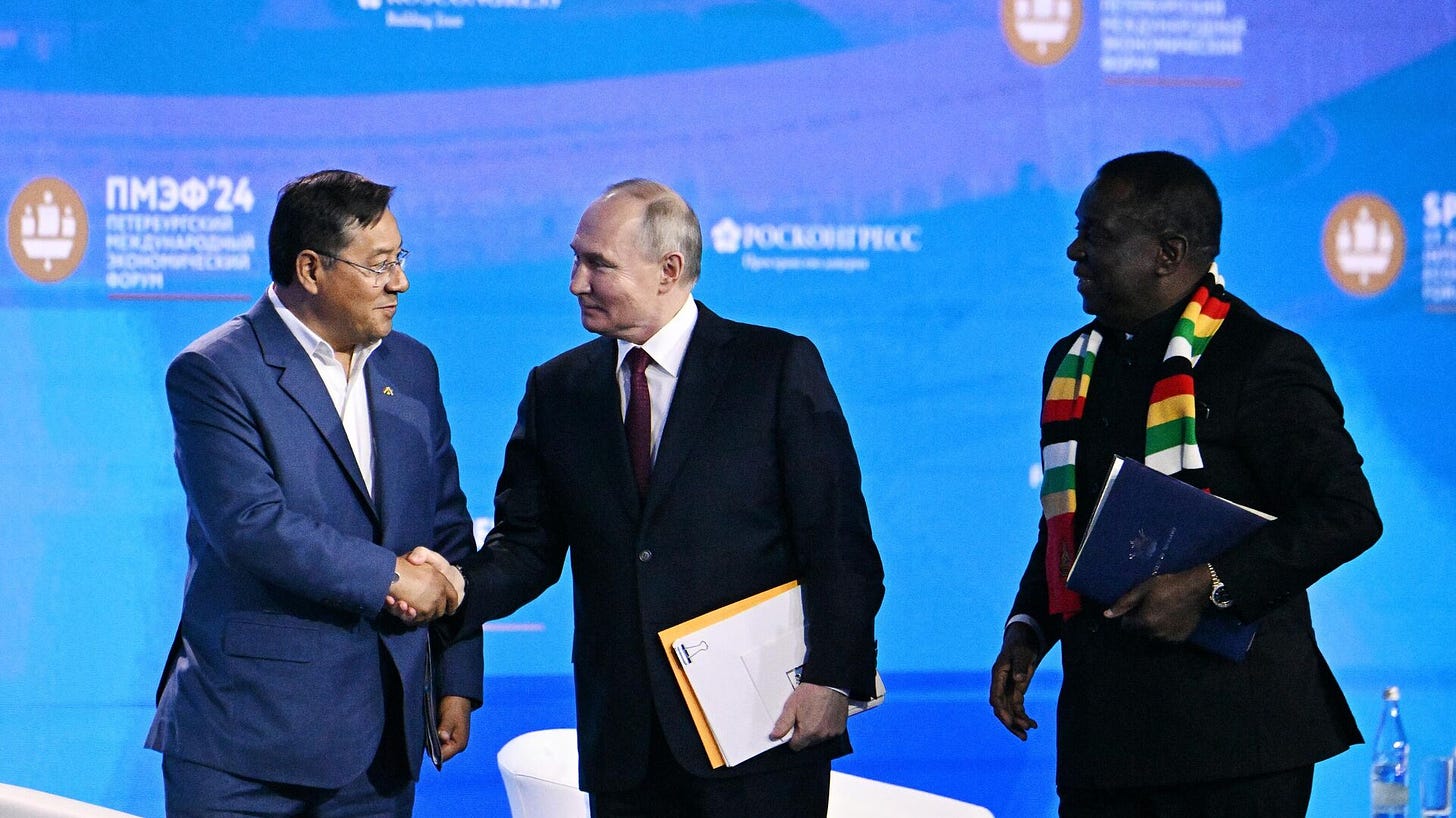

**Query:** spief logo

left=1002, top=0, right=1081, bottom=67
left=1322, top=193, right=1404, bottom=296
left=8, top=177, right=89, bottom=284
left=358, top=0, right=383, bottom=10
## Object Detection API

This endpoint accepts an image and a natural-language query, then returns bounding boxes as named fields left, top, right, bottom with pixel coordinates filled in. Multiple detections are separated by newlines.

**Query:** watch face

left=1211, top=584, right=1233, bottom=608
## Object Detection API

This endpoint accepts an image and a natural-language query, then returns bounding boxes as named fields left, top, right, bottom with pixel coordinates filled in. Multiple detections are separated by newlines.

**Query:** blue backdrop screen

left=2, top=0, right=1454, bottom=811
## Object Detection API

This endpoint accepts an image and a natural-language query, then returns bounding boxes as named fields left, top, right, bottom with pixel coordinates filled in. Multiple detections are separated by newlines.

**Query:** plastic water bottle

left=1372, top=686, right=1410, bottom=818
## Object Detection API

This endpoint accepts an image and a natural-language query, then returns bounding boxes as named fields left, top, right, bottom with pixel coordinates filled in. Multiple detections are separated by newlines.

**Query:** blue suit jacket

left=146, top=295, right=482, bottom=788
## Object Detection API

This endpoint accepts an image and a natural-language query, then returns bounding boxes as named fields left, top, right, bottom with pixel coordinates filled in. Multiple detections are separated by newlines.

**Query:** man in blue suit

left=147, top=170, right=482, bottom=817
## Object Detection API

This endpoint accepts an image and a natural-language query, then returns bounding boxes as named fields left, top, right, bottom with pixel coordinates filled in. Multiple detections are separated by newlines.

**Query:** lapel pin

left=382, top=386, right=394, bottom=396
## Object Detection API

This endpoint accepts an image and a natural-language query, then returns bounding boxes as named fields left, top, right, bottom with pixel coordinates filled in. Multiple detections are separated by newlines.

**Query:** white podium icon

left=1334, top=205, right=1395, bottom=287
left=20, top=189, right=78, bottom=274
left=1014, top=0, right=1073, bottom=55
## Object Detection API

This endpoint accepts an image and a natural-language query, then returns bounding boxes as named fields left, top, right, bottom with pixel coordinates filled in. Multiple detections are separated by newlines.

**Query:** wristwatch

left=1206, top=563, right=1233, bottom=609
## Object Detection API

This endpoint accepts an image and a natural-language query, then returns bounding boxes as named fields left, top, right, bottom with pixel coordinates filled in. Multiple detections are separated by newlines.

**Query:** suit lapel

left=643, top=304, right=731, bottom=516
left=365, top=342, right=406, bottom=530
left=251, top=297, right=377, bottom=521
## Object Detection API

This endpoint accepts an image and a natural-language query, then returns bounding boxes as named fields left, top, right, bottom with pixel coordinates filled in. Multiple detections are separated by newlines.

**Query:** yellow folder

left=659, top=580, right=884, bottom=768
left=657, top=581, right=800, bottom=768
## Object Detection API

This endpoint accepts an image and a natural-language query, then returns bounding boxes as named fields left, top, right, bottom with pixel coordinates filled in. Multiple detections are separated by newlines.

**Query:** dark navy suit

left=452, top=303, right=884, bottom=796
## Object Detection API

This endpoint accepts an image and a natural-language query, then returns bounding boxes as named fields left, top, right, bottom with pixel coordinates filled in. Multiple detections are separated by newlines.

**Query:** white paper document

left=662, top=582, right=884, bottom=767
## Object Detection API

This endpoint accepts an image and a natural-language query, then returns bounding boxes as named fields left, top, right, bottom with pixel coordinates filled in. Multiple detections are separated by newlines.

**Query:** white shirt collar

left=265, top=284, right=381, bottom=495
left=268, top=284, right=382, bottom=366
left=616, top=297, right=698, bottom=375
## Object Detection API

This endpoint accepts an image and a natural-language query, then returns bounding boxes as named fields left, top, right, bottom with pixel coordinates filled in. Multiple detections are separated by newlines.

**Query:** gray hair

left=601, top=179, right=702, bottom=284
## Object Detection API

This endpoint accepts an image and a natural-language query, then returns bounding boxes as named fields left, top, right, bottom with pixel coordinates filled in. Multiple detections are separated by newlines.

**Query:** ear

left=295, top=251, right=324, bottom=295
left=1154, top=233, right=1189, bottom=277
left=658, top=251, right=684, bottom=293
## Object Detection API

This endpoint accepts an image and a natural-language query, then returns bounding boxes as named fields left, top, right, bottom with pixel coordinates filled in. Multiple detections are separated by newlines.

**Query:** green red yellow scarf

left=1040, top=267, right=1230, bottom=616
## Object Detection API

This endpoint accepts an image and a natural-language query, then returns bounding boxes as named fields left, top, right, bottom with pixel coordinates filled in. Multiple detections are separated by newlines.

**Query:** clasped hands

left=385, top=548, right=465, bottom=624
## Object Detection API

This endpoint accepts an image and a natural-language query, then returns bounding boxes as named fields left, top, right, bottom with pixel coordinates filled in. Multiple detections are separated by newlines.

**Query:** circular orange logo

left=1321, top=194, right=1403, bottom=296
left=1002, top=0, right=1082, bottom=67
left=8, top=177, right=89, bottom=284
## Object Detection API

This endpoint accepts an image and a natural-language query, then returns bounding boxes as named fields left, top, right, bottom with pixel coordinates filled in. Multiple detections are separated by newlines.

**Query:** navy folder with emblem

left=1066, top=455, right=1269, bottom=661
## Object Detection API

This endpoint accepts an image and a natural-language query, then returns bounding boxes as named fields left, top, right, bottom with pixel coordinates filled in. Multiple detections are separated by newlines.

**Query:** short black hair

left=268, top=170, right=395, bottom=286
left=1096, top=151, right=1222, bottom=266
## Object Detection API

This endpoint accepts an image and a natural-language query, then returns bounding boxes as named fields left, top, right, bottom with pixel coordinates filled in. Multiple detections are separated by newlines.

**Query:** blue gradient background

left=2, top=2, right=1453, bottom=816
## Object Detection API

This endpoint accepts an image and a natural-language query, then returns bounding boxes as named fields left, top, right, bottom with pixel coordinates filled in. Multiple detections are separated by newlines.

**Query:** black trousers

left=589, top=717, right=831, bottom=818
left=1059, top=765, right=1315, bottom=818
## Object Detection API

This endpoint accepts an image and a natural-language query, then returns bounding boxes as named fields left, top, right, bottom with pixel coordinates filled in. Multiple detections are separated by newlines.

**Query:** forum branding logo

left=1002, top=0, right=1082, bottom=67
left=1322, top=193, right=1404, bottom=297
left=710, top=218, right=742, bottom=254
left=358, top=0, right=382, bottom=9
left=709, top=218, right=922, bottom=254
left=7, top=177, right=89, bottom=284
left=710, top=216, right=922, bottom=274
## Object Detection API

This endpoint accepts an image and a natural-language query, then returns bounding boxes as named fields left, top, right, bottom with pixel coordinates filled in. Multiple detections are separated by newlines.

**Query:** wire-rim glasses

left=317, top=248, right=409, bottom=287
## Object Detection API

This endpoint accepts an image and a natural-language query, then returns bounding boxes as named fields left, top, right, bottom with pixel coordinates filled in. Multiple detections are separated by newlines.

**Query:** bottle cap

left=1384, top=686, right=1400, bottom=701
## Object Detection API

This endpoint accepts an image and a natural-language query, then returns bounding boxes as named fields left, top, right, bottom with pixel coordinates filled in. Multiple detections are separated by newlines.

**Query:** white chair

left=496, top=728, right=590, bottom=818
left=0, top=784, right=145, bottom=818
left=495, top=728, right=994, bottom=818
left=828, top=771, right=994, bottom=817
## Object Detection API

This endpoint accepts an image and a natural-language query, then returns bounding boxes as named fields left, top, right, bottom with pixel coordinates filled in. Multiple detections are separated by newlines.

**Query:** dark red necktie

left=625, top=347, right=653, bottom=498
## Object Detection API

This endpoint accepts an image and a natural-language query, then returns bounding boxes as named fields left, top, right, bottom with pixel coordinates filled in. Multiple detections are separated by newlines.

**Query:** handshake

left=384, top=547, right=465, bottom=624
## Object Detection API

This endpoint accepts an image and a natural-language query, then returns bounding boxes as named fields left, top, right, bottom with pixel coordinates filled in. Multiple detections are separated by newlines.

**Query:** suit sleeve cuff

left=1006, top=614, right=1046, bottom=655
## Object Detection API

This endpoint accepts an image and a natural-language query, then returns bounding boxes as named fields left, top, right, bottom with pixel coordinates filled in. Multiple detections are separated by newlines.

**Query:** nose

left=385, top=265, right=409, bottom=294
left=1066, top=235, right=1084, bottom=263
left=569, top=260, right=589, bottom=296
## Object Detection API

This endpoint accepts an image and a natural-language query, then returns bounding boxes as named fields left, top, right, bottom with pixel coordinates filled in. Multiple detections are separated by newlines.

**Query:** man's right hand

left=386, top=556, right=458, bottom=623
left=406, top=547, right=465, bottom=605
left=989, top=621, right=1042, bottom=741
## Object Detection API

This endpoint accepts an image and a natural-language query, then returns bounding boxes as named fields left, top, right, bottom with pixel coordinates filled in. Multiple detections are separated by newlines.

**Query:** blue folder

left=1066, top=455, right=1269, bottom=661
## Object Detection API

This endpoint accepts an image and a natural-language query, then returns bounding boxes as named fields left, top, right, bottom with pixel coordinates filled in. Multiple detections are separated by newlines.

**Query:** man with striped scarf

left=989, top=151, right=1381, bottom=817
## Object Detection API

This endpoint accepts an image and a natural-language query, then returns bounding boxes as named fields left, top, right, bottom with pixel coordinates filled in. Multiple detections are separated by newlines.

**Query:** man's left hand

left=769, top=682, right=848, bottom=751
left=437, top=695, right=472, bottom=763
left=1104, top=565, right=1210, bottom=642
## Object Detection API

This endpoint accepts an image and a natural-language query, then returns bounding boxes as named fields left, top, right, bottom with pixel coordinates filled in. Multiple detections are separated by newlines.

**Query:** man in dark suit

left=147, top=170, right=482, bottom=817
left=989, top=151, right=1381, bottom=816
left=411, top=178, right=884, bottom=816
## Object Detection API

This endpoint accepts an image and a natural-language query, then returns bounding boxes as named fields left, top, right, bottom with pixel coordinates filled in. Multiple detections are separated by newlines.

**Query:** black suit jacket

left=1010, top=293, right=1380, bottom=789
left=458, top=303, right=884, bottom=792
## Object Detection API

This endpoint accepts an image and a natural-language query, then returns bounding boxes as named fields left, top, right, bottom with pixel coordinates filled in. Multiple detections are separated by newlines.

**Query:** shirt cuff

left=1006, top=614, right=1046, bottom=655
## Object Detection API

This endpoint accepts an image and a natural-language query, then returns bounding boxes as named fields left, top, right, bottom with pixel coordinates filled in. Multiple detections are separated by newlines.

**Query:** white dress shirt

left=616, top=297, right=699, bottom=464
left=268, top=285, right=382, bottom=496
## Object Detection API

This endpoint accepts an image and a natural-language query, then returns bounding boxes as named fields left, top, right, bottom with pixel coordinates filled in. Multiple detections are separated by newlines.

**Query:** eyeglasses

left=317, top=248, right=409, bottom=287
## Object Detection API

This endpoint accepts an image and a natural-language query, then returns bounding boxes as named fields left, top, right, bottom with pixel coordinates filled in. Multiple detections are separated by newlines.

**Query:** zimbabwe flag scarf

left=1039, top=267, right=1230, bottom=617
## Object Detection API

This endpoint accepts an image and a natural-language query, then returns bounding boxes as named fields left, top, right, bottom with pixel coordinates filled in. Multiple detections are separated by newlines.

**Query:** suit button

left=638, top=549, right=653, bottom=563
